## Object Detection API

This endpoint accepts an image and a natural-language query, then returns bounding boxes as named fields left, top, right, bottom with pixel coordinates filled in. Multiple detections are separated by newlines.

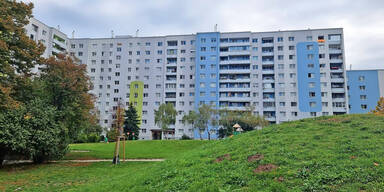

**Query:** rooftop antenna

left=136, top=29, right=139, bottom=37
left=111, top=30, right=114, bottom=38
left=214, top=24, right=218, bottom=32
left=71, top=30, right=75, bottom=39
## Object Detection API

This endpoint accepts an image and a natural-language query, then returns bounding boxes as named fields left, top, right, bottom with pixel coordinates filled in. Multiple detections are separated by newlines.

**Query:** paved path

left=2, top=158, right=165, bottom=165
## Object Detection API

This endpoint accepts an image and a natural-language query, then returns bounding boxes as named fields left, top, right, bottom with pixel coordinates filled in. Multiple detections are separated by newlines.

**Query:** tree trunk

left=208, top=131, right=211, bottom=140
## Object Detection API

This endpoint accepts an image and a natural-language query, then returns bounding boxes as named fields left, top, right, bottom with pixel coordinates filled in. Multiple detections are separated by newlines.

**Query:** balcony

left=220, top=87, right=250, bottom=92
left=262, top=77, right=275, bottom=83
left=263, top=88, right=275, bottom=92
left=332, top=97, right=346, bottom=102
left=219, top=96, right=251, bottom=102
left=330, top=77, right=344, bottom=83
left=333, top=107, right=347, bottom=112
left=262, top=69, right=275, bottom=74
left=219, top=78, right=250, bottom=83
left=220, top=60, right=250, bottom=65
left=329, top=49, right=342, bottom=54
left=261, top=43, right=274, bottom=47
left=262, top=51, right=274, bottom=56
left=331, top=88, right=345, bottom=93
left=263, top=97, right=275, bottom=102
left=262, top=60, right=274, bottom=65
left=220, top=51, right=249, bottom=56
left=219, top=69, right=250, bottom=74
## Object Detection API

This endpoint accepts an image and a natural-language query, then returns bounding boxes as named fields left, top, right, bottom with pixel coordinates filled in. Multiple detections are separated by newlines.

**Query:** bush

left=75, top=134, right=88, bottom=143
left=87, top=133, right=100, bottom=143
left=0, top=99, right=68, bottom=164
left=180, top=134, right=192, bottom=140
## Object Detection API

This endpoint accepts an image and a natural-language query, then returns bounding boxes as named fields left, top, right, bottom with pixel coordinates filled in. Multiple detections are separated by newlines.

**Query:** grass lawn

left=0, top=162, right=154, bottom=191
left=1, top=114, right=384, bottom=191
left=65, top=140, right=208, bottom=160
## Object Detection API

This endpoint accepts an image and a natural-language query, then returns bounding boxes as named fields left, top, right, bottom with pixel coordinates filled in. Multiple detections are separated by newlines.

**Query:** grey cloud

left=25, top=0, right=384, bottom=69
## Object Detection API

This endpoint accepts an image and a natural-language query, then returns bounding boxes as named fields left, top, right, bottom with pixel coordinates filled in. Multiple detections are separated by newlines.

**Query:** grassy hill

left=1, top=114, right=384, bottom=191
left=100, top=114, right=384, bottom=191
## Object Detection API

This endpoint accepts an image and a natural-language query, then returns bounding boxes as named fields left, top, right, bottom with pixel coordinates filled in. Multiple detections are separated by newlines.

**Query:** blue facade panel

left=347, top=70, right=380, bottom=114
left=194, top=32, right=220, bottom=139
left=297, top=42, right=322, bottom=112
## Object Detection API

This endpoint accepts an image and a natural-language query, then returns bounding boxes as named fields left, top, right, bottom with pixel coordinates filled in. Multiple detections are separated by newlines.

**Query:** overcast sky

left=24, top=0, right=384, bottom=70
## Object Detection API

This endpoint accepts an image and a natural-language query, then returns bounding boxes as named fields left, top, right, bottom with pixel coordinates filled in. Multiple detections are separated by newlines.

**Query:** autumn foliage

left=0, top=1, right=98, bottom=164
left=370, top=97, right=384, bottom=115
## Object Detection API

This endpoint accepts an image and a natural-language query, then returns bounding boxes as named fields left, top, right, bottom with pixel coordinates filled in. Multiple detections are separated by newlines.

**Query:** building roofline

left=347, top=69, right=384, bottom=72
left=71, top=28, right=344, bottom=40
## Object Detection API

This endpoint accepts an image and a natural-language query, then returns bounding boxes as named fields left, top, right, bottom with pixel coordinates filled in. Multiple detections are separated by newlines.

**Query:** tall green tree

left=124, top=103, right=140, bottom=140
left=0, top=0, right=45, bottom=110
left=182, top=104, right=218, bottom=140
left=154, top=103, right=177, bottom=140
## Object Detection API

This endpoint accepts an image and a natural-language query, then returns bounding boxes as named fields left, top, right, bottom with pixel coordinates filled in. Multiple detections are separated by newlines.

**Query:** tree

left=0, top=99, right=67, bottom=164
left=123, top=103, right=140, bottom=140
left=38, top=54, right=96, bottom=142
left=0, top=0, right=45, bottom=110
left=182, top=104, right=218, bottom=140
left=371, top=97, right=384, bottom=115
left=154, top=103, right=177, bottom=140
left=218, top=108, right=269, bottom=138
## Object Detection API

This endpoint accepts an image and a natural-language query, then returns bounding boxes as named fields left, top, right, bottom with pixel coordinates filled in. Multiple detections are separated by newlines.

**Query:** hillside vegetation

left=113, top=114, right=384, bottom=191
left=1, top=114, right=383, bottom=191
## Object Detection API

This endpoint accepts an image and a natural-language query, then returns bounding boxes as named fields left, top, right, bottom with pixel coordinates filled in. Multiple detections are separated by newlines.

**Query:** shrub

left=0, top=99, right=68, bottom=164
left=87, top=133, right=100, bottom=143
left=180, top=134, right=192, bottom=140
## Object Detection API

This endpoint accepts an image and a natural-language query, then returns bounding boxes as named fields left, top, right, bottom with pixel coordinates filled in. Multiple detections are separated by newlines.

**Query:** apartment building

left=25, top=18, right=350, bottom=140
left=347, top=69, right=384, bottom=113
left=25, top=18, right=69, bottom=72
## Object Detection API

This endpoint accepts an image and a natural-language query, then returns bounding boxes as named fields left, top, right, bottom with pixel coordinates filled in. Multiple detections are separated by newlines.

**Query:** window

left=288, top=36, right=295, bottom=41
left=307, top=54, right=314, bottom=59
left=360, top=95, right=367, bottom=100
left=309, top=92, right=316, bottom=97
left=158, top=42, right=163, bottom=46
left=359, top=85, right=366, bottom=90
left=278, top=55, right=284, bottom=60
left=306, top=36, right=313, bottom=41
left=308, top=63, right=314, bottom=68
left=361, top=104, right=367, bottom=109
left=278, top=46, right=283, bottom=51
left=309, top=82, right=315, bottom=88
left=117, top=47, right=122, bottom=52
left=358, top=76, right=365, bottom=81
left=78, top=52, right=83, bottom=56
left=252, top=38, right=258, bottom=43
left=308, top=73, right=315, bottom=78
left=211, top=38, right=216, bottom=43
left=201, top=38, right=206, bottom=43
left=289, top=46, right=295, bottom=50
left=309, top=102, right=316, bottom=107
left=277, top=37, right=283, bottom=42
left=307, top=45, right=313, bottom=50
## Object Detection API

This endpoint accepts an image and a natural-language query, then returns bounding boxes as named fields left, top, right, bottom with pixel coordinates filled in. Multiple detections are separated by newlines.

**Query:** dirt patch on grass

left=253, top=164, right=278, bottom=173
left=275, top=176, right=284, bottom=182
left=247, top=154, right=264, bottom=162
left=60, top=162, right=92, bottom=167
left=319, top=117, right=351, bottom=123
left=214, top=154, right=231, bottom=163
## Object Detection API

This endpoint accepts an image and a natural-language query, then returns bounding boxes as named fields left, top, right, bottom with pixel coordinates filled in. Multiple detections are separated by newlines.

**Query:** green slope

left=105, top=114, right=384, bottom=191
